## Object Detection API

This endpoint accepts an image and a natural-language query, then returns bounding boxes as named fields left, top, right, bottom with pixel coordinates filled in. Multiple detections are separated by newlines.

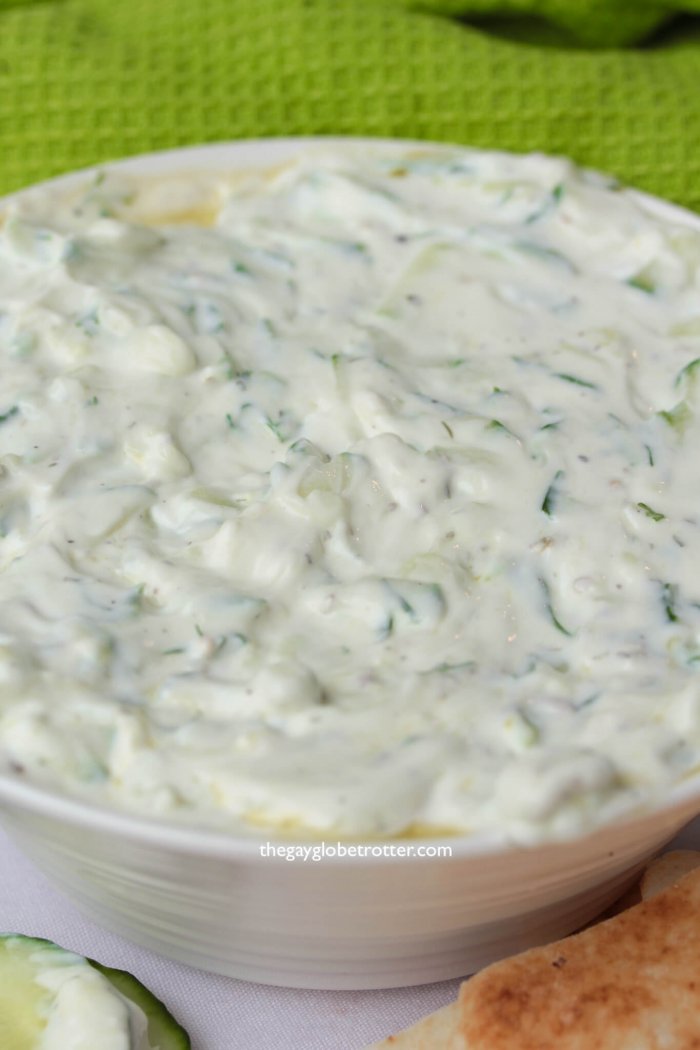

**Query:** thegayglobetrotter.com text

left=259, top=842, right=453, bottom=861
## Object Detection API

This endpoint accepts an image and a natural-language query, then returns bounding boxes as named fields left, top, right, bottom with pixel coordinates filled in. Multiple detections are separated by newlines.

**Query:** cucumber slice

left=90, top=960, right=191, bottom=1050
left=0, top=934, right=191, bottom=1050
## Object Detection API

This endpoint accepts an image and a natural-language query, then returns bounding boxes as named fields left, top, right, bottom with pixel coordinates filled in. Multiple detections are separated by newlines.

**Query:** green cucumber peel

left=91, top=961, right=191, bottom=1050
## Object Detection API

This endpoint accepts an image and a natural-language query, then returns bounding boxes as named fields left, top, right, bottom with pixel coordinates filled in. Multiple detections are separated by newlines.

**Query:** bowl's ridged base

left=0, top=794, right=694, bottom=989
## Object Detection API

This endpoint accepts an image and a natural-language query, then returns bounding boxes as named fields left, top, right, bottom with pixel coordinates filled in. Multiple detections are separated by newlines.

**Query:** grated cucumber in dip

left=1, top=146, right=700, bottom=844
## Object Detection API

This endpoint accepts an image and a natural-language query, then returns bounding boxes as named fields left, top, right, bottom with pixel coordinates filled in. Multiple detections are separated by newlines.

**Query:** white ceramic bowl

left=1, top=140, right=700, bottom=990
left=1, top=770, right=700, bottom=989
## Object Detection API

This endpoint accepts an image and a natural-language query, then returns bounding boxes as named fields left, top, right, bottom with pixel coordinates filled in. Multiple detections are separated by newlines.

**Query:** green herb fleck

left=525, top=183, right=565, bottom=225
left=225, top=632, right=248, bottom=649
left=232, top=261, right=251, bottom=275
left=0, top=406, right=19, bottom=425
left=659, top=402, right=691, bottom=432
left=163, top=647, right=185, bottom=656
left=627, top=272, right=656, bottom=294
left=218, top=352, right=238, bottom=381
left=539, top=576, right=573, bottom=636
left=195, top=624, right=204, bottom=637
left=554, top=373, right=599, bottom=390
left=225, top=413, right=237, bottom=430
left=264, top=412, right=296, bottom=443
left=383, top=581, right=415, bottom=619
left=426, top=661, right=476, bottom=674
left=674, top=358, right=700, bottom=388
left=542, top=470, right=564, bottom=516
left=486, top=419, right=518, bottom=439
left=662, top=582, right=679, bottom=623
left=644, top=444, right=654, bottom=466
left=340, top=240, right=368, bottom=255
left=637, top=502, right=665, bottom=522
left=378, top=614, right=394, bottom=640
left=441, top=421, right=454, bottom=439
left=266, top=417, right=285, bottom=442
left=127, top=584, right=145, bottom=615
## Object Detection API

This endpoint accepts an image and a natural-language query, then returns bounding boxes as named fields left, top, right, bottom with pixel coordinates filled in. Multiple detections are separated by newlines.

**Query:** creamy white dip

left=1, top=146, right=700, bottom=843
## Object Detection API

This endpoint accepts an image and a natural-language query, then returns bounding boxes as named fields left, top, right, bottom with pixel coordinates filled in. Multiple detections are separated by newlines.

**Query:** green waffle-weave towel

left=0, top=0, right=699, bottom=209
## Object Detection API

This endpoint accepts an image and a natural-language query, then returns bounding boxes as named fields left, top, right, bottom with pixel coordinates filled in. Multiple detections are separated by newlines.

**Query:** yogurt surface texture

left=1, top=145, right=700, bottom=844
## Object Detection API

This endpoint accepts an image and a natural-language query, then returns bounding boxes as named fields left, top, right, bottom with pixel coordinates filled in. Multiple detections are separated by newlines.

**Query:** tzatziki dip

left=0, top=145, right=699, bottom=844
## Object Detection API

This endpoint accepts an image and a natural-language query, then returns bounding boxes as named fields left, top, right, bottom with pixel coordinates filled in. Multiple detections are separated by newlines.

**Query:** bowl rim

left=2, top=134, right=699, bottom=227
left=0, top=135, right=699, bottom=862
left=1, top=757, right=700, bottom=861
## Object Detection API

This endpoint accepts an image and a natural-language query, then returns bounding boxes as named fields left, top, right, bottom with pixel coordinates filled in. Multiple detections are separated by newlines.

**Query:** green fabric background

left=0, top=0, right=699, bottom=210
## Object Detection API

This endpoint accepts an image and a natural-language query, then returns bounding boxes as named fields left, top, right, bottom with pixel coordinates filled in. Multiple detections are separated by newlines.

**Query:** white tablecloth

left=1, top=817, right=699, bottom=1049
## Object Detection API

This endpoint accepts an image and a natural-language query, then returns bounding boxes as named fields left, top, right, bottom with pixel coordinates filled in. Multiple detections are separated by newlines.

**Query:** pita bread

left=640, top=849, right=700, bottom=901
left=370, top=865, right=700, bottom=1049
left=369, top=1002, right=463, bottom=1048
